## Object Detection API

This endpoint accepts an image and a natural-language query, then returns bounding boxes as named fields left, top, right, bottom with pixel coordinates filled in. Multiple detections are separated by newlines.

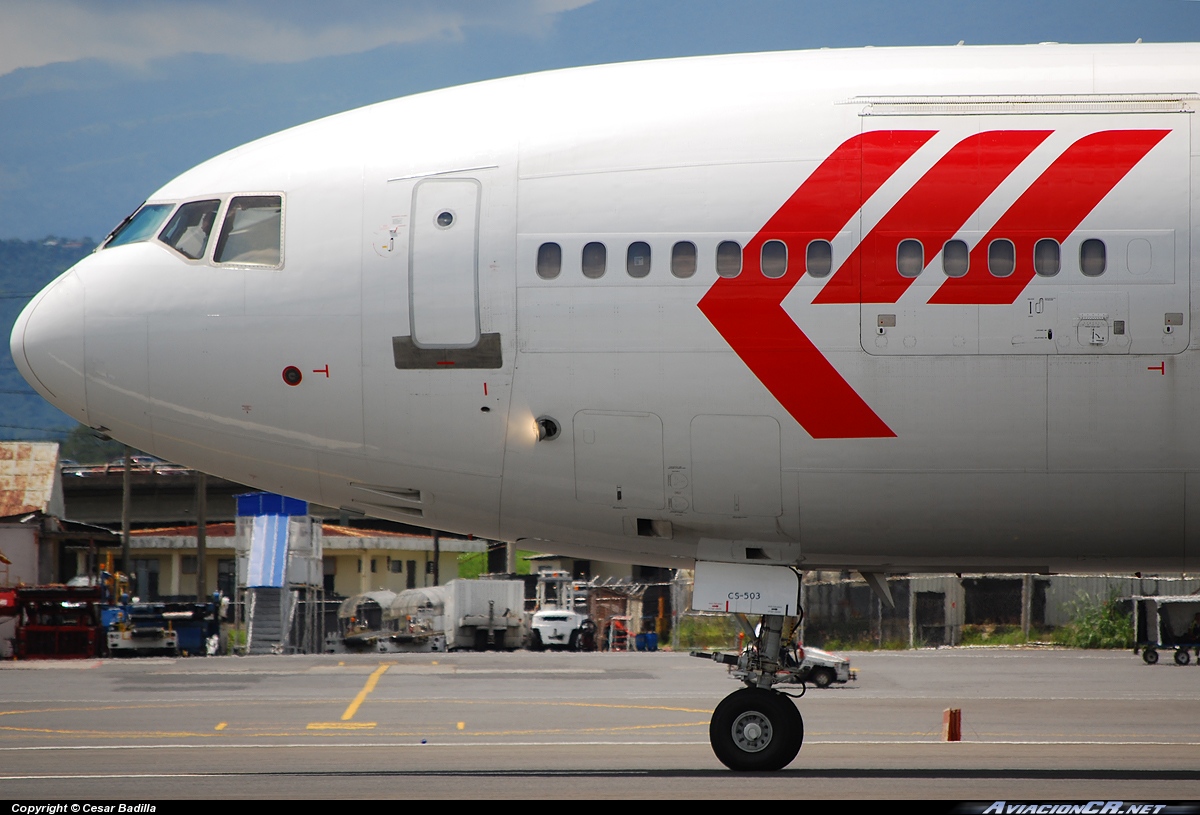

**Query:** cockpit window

left=104, top=203, right=175, bottom=249
left=214, top=195, right=282, bottom=267
left=158, top=199, right=221, bottom=260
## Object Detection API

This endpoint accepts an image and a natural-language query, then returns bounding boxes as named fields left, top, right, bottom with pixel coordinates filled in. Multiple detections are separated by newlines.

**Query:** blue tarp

left=237, top=493, right=308, bottom=588
left=247, top=514, right=288, bottom=587
left=235, top=492, right=308, bottom=518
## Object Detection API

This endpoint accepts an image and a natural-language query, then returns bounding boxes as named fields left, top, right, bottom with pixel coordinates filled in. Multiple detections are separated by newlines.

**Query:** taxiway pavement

left=1, top=649, right=1197, bottom=799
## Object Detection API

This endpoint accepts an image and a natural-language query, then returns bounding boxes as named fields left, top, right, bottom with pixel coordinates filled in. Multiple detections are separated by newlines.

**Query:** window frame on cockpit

left=211, top=193, right=285, bottom=270
left=157, top=198, right=223, bottom=261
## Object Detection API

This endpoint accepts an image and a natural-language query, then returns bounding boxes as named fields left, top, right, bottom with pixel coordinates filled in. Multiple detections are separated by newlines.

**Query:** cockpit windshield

left=103, top=203, right=174, bottom=249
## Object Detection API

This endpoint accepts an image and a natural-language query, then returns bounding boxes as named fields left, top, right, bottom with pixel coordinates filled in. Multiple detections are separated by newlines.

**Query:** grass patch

left=223, top=626, right=246, bottom=655
left=820, top=636, right=909, bottom=652
left=959, top=624, right=1042, bottom=646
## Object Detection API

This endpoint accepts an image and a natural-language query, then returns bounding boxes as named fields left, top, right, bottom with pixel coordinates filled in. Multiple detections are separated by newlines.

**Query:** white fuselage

left=13, top=44, right=1200, bottom=574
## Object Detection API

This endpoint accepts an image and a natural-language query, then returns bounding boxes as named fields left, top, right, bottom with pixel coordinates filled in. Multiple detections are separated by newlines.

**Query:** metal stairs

left=247, top=587, right=287, bottom=654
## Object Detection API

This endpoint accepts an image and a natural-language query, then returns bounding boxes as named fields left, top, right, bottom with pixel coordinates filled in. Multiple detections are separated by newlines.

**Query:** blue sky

left=2, top=0, right=1200, bottom=241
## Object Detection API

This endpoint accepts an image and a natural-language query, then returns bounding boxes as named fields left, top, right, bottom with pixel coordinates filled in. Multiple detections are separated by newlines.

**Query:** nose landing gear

left=696, top=612, right=805, bottom=771
left=690, top=562, right=809, bottom=771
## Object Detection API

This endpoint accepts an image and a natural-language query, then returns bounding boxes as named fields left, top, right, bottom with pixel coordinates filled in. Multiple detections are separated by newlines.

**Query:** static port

left=282, top=366, right=303, bottom=386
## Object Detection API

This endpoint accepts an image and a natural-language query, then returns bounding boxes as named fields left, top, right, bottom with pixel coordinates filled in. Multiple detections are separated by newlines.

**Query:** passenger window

left=806, top=240, right=832, bottom=278
left=627, top=241, right=651, bottom=278
left=213, top=195, right=282, bottom=266
left=159, top=199, right=221, bottom=260
left=896, top=239, right=923, bottom=278
left=716, top=241, right=742, bottom=278
left=671, top=241, right=697, bottom=278
left=988, top=239, right=1015, bottom=278
left=1034, top=239, right=1060, bottom=277
left=942, top=240, right=969, bottom=278
left=537, top=242, right=561, bottom=279
left=582, top=242, right=606, bottom=279
left=106, top=203, right=175, bottom=249
left=761, top=240, right=787, bottom=278
left=1080, top=239, right=1106, bottom=276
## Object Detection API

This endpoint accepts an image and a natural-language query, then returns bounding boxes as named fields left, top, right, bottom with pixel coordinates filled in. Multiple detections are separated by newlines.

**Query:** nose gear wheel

left=709, top=687, right=803, bottom=771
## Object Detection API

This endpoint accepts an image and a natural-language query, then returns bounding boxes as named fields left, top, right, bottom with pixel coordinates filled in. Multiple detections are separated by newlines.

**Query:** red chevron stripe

left=929, top=129, right=1170, bottom=305
left=698, top=130, right=933, bottom=439
left=815, top=130, right=1051, bottom=305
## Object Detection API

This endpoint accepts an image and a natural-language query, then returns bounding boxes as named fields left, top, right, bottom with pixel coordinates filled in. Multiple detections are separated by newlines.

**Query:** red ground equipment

left=13, top=585, right=104, bottom=659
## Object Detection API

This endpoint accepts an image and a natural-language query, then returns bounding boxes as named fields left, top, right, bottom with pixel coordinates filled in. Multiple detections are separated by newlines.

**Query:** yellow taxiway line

left=305, top=661, right=394, bottom=730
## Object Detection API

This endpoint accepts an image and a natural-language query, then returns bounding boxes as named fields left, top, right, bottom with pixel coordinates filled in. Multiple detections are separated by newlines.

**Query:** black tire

left=568, top=630, right=579, bottom=651
left=709, top=687, right=804, bottom=772
left=1175, top=648, right=1191, bottom=666
left=530, top=630, right=544, bottom=652
left=1143, top=648, right=1159, bottom=665
left=811, top=668, right=835, bottom=689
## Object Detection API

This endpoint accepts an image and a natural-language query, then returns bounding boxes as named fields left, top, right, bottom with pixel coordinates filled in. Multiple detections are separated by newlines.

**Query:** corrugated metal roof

left=132, top=522, right=237, bottom=537
left=130, top=522, right=427, bottom=539
left=321, top=524, right=425, bottom=540
left=0, top=442, right=62, bottom=518
left=128, top=521, right=486, bottom=553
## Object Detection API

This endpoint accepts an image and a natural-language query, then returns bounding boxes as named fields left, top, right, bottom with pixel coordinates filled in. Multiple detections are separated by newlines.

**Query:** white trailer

left=445, top=579, right=527, bottom=650
left=385, top=580, right=527, bottom=651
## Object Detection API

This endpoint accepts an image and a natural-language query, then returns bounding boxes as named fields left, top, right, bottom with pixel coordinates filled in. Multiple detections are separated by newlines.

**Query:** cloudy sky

left=2, top=0, right=1200, bottom=240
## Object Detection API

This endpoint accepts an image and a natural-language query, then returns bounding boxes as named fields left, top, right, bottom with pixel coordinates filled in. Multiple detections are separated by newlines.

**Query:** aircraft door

left=358, top=158, right=518, bottom=536
left=410, top=178, right=481, bottom=348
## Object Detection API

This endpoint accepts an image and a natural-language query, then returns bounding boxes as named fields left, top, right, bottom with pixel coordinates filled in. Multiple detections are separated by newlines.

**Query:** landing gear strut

left=695, top=613, right=805, bottom=771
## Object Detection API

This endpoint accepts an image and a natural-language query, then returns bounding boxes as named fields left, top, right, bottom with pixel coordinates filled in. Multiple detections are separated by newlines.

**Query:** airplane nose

left=11, top=271, right=89, bottom=425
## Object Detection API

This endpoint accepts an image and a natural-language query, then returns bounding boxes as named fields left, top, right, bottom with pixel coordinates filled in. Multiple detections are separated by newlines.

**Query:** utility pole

left=121, top=445, right=131, bottom=578
left=196, top=472, right=207, bottom=600
left=432, top=531, right=440, bottom=585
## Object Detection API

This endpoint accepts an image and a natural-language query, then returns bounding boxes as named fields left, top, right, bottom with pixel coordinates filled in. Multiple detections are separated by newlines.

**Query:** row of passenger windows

left=898, top=237, right=1106, bottom=278
left=538, top=240, right=744, bottom=280
left=536, top=237, right=1112, bottom=280
left=104, top=195, right=284, bottom=268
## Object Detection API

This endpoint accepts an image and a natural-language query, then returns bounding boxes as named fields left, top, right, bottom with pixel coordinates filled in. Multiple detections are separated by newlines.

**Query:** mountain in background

left=0, top=237, right=95, bottom=441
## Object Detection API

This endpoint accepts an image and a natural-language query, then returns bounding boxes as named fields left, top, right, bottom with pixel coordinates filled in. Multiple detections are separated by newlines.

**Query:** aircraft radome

left=12, top=42, right=1200, bottom=770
